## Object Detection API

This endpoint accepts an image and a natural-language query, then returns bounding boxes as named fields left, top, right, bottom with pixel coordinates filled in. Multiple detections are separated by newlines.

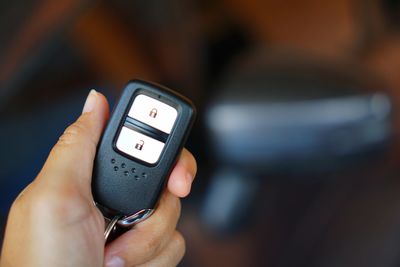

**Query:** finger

left=36, top=90, right=109, bottom=190
left=167, top=148, right=197, bottom=198
left=104, top=190, right=181, bottom=266
left=136, top=231, right=186, bottom=267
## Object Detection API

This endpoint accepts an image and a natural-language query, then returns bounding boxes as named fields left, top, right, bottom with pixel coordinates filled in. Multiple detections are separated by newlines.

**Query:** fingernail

left=82, top=89, right=97, bottom=114
left=106, top=256, right=125, bottom=267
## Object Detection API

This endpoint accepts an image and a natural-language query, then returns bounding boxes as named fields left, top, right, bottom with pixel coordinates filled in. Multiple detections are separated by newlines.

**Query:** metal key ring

left=104, top=216, right=121, bottom=241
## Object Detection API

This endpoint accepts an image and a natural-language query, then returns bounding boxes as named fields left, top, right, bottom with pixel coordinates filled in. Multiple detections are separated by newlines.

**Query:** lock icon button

left=149, top=108, right=158, bottom=118
left=128, top=94, right=178, bottom=134
left=135, top=140, right=144, bottom=150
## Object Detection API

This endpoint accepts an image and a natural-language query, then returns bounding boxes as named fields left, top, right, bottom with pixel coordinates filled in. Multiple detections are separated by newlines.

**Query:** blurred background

left=2, top=0, right=400, bottom=266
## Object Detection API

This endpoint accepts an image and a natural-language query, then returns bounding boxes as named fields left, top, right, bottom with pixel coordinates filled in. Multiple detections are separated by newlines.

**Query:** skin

left=0, top=90, right=197, bottom=267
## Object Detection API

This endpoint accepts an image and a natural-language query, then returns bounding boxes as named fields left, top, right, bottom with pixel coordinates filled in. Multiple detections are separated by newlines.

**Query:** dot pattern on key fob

left=110, top=158, right=147, bottom=180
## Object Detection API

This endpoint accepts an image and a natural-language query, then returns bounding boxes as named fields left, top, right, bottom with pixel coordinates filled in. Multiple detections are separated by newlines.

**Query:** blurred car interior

left=2, top=1, right=400, bottom=266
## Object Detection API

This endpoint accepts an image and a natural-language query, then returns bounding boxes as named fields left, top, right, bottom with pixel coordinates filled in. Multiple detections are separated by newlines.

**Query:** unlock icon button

left=116, top=126, right=165, bottom=164
left=135, top=140, right=144, bottom=150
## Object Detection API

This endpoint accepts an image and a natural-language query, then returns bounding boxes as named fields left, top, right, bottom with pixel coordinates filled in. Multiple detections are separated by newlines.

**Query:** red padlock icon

left=135, top=140, right=144, bottom=150
left=149, top=108, right=158, bottom=118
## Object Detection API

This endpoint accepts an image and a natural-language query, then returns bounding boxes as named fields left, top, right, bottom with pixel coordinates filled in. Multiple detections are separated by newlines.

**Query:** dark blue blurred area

left=0, top=89, right=115, bottom=214
left=0, top=97, right=77, bottom=212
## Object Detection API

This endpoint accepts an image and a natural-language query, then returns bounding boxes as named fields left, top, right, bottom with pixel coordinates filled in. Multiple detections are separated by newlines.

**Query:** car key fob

left=92, top=80, right=196, bottom=228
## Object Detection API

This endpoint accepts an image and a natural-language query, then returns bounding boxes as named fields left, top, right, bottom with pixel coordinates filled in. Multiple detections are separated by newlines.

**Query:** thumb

left=37, top=90, right=109, bottom=191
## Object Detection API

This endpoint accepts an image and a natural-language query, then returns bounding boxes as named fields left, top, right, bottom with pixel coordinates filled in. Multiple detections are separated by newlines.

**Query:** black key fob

left=92, top=80, right=196, bottom=227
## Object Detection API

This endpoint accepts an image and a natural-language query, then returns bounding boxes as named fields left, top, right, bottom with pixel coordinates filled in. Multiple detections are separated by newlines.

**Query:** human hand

left=0, top=90, right=197, bottom=267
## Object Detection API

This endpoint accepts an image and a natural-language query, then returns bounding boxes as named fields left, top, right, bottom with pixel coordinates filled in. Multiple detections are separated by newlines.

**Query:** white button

left=116, top=127, right=165, bottom=164
left=128, top=94, right=178, bottom=134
